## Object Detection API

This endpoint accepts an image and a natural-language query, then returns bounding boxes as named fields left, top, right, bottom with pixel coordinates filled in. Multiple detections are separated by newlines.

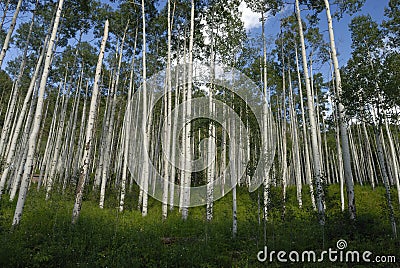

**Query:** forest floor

left=0, top=184, right=399, bottom=267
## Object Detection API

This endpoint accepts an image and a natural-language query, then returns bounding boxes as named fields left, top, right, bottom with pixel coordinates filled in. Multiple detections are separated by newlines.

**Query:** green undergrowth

left=0, top=184, right=399, bottom=267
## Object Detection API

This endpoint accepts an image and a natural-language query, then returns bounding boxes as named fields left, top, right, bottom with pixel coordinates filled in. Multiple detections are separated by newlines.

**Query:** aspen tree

left=324, top=0, right=356, bottom=219
left=141, top=0, right=150, bottom=216
left=13, top=0, right=65, bottom=226
left=295, top=0, right=325, bottom=223
left=72, top=19, right=109, bottom=224
left=0, top=0, right=22, bottom=68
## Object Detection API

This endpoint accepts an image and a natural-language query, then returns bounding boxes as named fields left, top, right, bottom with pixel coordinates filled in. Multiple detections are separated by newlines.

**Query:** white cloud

left=238, top=1, right=261, bottom=31
left=238, top=2, right=291, bottom=31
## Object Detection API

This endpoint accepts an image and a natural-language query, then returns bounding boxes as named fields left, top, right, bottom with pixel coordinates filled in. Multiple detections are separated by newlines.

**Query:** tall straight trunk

left=385, top=120, right=400, bottom=205
left=0, top=35, right=47, bottom=199
left=12, top=0, right=65, bottom=226
left=231, top=109, right=237, bottom=238
left=288, top=63, right=302, bottom=208
left=181, top=0, right=195, bottom=220
left=39, top=87, right=60, bottom=189
left=178, top=52, right=187, bottom=213
left=375, top=125, right=397, bottom=238
left=46, top=72, right=70, bottom=199
left=99, top=25, right=127, bottom=209
left=295, top=47, right=316, bottom=210
left=0, top=1, right=38, bottom=161
left=62, top=86, right=81, bottom=190
left=72, top=19, right=109, bottom=224
left=140, top=0, right=150, bottom=217
left=120, top=28, right=138, bottom=212
left=93, top=85, right=111, bottom=188
left=0, top=0, right=22, bottom=68
left=162, top=0, right=172, bottom=219
left=309, top=55, right=324, bottom=175
left=295, top=0, right=324, bottom=223
left=9, top=91, right=37, bottom=201
left=0, top=0, right=10, bottom=29
left=329, top=57, right=345, bottom=209
left=281, top=66, right=287, bottom=216
left=362, top=123, right=375, bottom=188
left=324, top=0, right=356, bottom=219
left=335, top=105, right=345, bottom=210
left=206, top=34, right=216, bottom=222
left=72, top=84, right=88, bottom=183
left=169, top=51, right=180, bottom=210
left=220, top=108, right=227, bottom=195
left=261, top=12, right=270, bottom=223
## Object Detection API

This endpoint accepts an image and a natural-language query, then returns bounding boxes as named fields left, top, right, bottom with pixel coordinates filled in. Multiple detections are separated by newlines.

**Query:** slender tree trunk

left=181, top=0, right=195, bottom=220
left=261, top=12, right=271, bottom=224
left=0, top=36, right=47, bottom=199
left=0, top=1, right=38, bottom=163
left=385, top=120, right=400, bottom=205
left=141, top=0, right=150, bottom=217
left=9, top=92, right=37, bottom=201
left=120, top=28, right=138, bottom=212
left=206, top=33, right=216, bottom=222
left=99, top=26, right=127, bottom=209
left=162, top=0, right=172, bottom=219
left=46, top=73, right=70, bottom=199
left=288, top=62, right=302, bottom=208
left=295, top=0, right=324, bottom=223
left=0, top=0, right=10, bottom=29
left=375, top=125, right=397, bottom=239
left=295, top=47, right=316, bottom=210
left=0, top=0, right=22, bottom=68
left=72, top=19, right=109, bottom=224
left=324, top=0, right=356, bottom=219
left=12, top=0, right=65, bottom=226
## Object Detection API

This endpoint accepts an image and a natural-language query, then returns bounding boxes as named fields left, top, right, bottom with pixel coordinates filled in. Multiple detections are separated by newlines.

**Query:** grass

left=0, top=184, right=399, bottom=267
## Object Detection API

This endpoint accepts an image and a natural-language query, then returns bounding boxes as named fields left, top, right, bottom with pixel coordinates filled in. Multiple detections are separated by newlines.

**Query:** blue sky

left=239, top=0, right=388, bottom=78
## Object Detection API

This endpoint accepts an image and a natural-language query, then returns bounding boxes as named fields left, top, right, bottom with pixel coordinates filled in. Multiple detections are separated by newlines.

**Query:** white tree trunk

left=0, top=0, right=22, bottom=68
left=162, top=0, right=172, bottom=219
left=295, top=0, right=325, bottom=223
left=99, top=27, right=127, bottom=209
left=46, top=77, right=69, bottom=200
left=12, top=0, right=65, bottom=226
left=0, top=36, right=47, bottom=199
left=375, top=126, right=397, bottom=239
left=72, top=19, right=109, bottom=224
left=295, top=47, right=316, bottom=210
left=182, top=0, right=195, bottom=220
left=287, top=64, right=302, bottom=208
left=324, top=0, right=356, bottom=219
left=120, top=28, right=137, bottom=212
left=385, top=120, right=400, bottom=205
left=141, top=0, right=150, bottom=217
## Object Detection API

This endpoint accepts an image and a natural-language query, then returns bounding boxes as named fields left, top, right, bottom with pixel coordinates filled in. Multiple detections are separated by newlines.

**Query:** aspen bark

left=295, top=0, right=324, bottom=223
left=141, top=0, right=150, bottom=217
left=13, top=0, right=65, bottom=226
left=0, top=0, right=22, bottom=68
left=72, top=19, right=109, bottom=224
left=181, top=0, right=195, bottom=220
left=324, top=0, right=356, bottom=219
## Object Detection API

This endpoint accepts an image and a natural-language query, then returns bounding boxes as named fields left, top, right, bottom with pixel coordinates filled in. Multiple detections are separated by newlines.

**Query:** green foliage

left=0, top=185, right=399, bottom=267
left=383, top=0, right=400, bottom=48
left=299, top=0, right=366, bottom=20
left=0, top=70, right=13, bottom=126
left=341, top=15, right=400, bottom=124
